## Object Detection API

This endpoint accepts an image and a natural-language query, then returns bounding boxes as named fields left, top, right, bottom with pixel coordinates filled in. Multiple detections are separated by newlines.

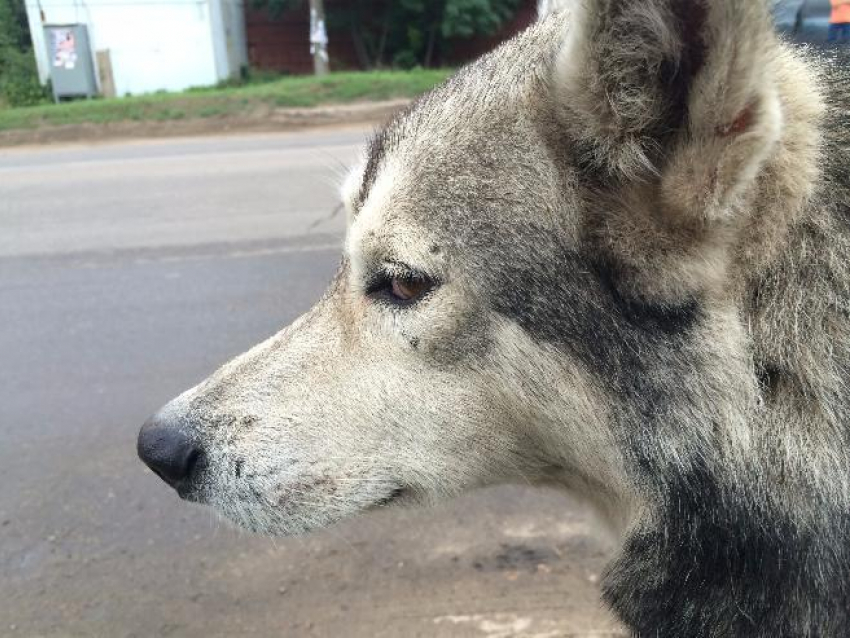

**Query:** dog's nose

left=137, top=416, right=203, bottom=488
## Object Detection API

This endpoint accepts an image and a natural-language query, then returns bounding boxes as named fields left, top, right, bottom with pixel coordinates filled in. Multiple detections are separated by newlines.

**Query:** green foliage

left=0, top=0, right=49, bottom=107
left=0, top=0, right=29, bottom=51
left=385, top=0, right=521, bottom=67
left=1, top=48, right=48, bottom=107
left=441, top=0, right=521, bottom=38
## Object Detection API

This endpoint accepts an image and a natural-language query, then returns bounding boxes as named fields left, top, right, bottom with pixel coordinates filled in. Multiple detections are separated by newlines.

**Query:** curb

left=0, top=99, right=411, bottom=148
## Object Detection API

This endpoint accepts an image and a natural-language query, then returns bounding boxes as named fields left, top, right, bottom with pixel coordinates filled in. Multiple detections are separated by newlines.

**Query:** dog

left=138, top=1, right=850, bottom=634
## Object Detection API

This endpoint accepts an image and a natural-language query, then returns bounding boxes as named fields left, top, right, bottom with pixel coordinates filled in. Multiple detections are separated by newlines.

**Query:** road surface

left=0, top=129, right=623, bottom=637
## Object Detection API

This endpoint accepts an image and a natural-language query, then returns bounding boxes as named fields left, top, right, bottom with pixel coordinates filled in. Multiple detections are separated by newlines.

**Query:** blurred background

left=0, top=1, right=844, bottom=637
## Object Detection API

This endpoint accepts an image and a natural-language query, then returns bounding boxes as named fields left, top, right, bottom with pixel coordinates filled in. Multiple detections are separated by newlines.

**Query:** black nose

left=137, top=416, right=203, bottom=488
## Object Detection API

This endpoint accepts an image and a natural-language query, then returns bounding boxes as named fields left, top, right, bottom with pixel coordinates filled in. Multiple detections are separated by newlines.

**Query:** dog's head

left=138, top=1, right=819, bottom=535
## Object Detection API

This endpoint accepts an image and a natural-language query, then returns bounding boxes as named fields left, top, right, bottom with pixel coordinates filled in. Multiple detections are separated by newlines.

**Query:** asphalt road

left=0, top=129, right=622, bottom=637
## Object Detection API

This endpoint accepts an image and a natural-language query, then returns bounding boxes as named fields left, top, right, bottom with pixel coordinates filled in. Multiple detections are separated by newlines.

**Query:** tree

left=309, top=0, right=329, bottom=75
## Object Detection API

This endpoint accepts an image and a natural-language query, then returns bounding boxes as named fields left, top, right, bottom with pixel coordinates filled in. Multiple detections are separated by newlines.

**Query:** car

left=774, top=0, right=836, bottom=44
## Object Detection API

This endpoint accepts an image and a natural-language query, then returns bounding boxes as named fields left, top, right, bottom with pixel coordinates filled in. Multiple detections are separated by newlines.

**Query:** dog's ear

left=554, top=0, right=782, bottom=224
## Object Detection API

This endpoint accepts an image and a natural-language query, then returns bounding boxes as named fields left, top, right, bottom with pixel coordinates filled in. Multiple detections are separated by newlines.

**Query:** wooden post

left=309, top=0, right=329, bottom=76
left=95, top=50, right=116, bottom=98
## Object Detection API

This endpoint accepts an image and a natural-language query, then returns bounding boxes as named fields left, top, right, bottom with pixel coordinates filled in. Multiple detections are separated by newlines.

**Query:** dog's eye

left=390, top=277, right=429, bottom=302
left=367, top=269, right=435, bottom=306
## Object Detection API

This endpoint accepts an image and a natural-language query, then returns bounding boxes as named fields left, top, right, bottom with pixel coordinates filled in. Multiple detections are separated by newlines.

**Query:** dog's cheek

left=399, top=301, right=494, bottom=367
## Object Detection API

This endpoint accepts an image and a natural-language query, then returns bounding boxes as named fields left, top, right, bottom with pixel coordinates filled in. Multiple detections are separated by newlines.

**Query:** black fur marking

left=593, top=258, right=699, bottom=335
left=604, top=463, right=850, bottom=637
left=482, top=222, right=704, bottom=478
left=354, top=74, right=457, bottom=213
left=357, top=129, right=390, bottom=211
left=487, top=226, right=700, bottom=409
left=664, top=0, right=707, bottom=136
left=755, top=362, right=782, bottom=402
left=235, top=458, right=244, bottom=479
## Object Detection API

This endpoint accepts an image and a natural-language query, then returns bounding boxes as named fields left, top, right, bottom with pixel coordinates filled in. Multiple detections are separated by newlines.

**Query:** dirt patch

left=0, top=99, right=410, bottom=148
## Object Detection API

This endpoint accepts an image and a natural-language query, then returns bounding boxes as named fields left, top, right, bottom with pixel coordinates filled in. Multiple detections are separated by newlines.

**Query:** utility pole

left=309, top=0, right=329, bottom=76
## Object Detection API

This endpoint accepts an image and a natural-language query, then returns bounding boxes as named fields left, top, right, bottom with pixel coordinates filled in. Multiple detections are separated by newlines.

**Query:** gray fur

left=140, top=2, right=850, bottom=635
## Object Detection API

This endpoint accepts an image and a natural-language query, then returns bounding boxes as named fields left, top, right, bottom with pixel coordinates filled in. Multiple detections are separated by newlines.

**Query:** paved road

left=0, top=130, right=622, bottom=637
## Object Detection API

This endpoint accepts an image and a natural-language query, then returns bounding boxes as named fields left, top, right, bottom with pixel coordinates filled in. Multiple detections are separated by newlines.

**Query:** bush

left=0, top=0, right=48, bottom=107
left=391, top=50, right=419, bottom=70
left=0, top=47, right=48, bottom=107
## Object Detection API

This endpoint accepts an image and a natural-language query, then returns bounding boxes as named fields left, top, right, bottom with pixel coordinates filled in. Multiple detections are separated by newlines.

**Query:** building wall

left=26, top=0, right=248, bottom=97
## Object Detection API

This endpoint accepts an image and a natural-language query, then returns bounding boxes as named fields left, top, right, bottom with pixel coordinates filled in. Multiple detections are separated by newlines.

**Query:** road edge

left=0, top=99, right=410, bottom=148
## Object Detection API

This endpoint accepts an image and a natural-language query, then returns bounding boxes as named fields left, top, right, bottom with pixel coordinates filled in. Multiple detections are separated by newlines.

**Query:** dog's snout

left=137, top=416, right=203, bottom=489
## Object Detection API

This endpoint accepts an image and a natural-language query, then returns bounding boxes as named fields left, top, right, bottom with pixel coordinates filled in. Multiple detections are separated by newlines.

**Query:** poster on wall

left=51, top=29, right=77, bottom=70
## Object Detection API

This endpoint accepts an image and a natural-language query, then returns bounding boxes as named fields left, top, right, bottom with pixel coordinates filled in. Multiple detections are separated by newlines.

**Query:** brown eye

left=366, top=268, right=436, bottom=306
left=390, top=277, right=429, bottom=302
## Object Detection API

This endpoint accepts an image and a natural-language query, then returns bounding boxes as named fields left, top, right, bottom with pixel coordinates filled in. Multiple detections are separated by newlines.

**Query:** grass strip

left=0, top=69, right=453, bottom=132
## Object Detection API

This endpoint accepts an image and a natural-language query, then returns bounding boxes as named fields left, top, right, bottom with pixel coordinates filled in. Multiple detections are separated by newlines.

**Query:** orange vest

left=832, top=0, right=850, bottom=24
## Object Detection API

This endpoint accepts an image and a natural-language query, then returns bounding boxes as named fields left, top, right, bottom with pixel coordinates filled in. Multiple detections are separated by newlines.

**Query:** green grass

left=0, top=69, right=453, bottom=132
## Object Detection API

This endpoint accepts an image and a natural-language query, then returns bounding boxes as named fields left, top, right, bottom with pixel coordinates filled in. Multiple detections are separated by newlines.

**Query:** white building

left=26, top=0, right=248, bottom=97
